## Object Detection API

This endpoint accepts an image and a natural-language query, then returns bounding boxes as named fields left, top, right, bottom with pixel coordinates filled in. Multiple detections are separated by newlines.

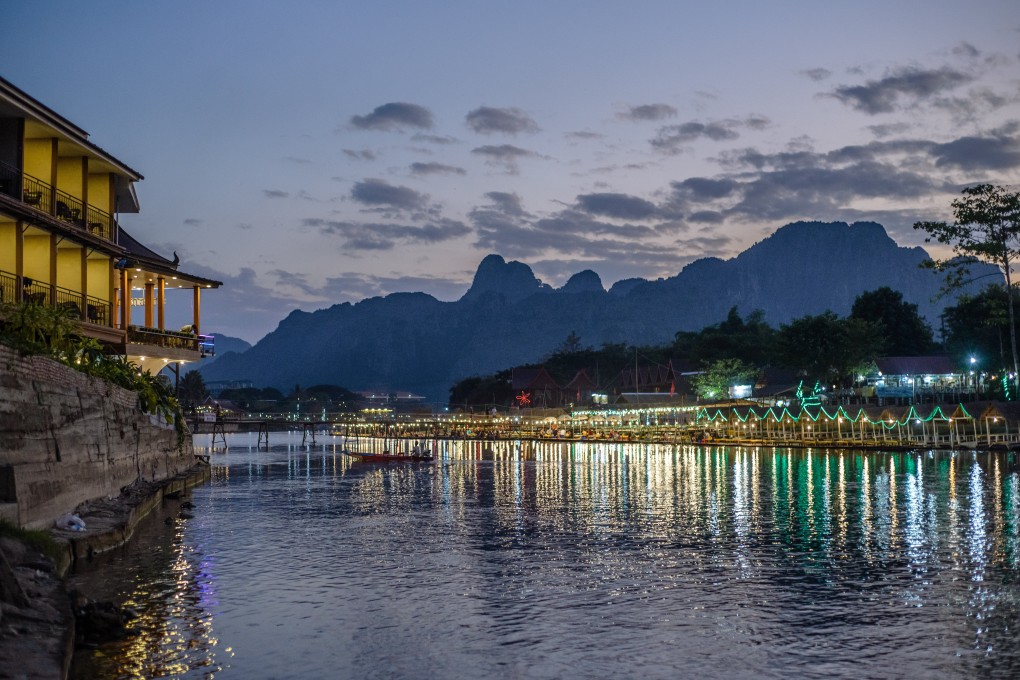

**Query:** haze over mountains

left=199, top=221, right=1000, bottom=404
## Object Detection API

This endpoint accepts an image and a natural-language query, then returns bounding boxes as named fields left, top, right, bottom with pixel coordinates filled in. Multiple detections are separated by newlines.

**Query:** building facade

left=0, top=75, right=220, bottom=374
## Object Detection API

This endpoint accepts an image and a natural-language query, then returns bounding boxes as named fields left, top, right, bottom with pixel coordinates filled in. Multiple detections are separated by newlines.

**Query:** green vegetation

left=0, top=518, right=64, bottom=565
left=449, top=281, right=1015, bottom=408
left=690, top=358, right=757, bottom=401
left=179, top=370, right=210, bottom=411
left=915, top=184, right=1020, bottom=394
left=0, top=300, right=185, bottom=447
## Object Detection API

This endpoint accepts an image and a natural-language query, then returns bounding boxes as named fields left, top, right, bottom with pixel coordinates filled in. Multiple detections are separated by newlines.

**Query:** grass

left=0, top=518, right=65, bottom=565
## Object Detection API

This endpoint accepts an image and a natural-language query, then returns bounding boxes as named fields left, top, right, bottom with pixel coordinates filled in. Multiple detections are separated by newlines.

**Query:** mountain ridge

left=199, top=221, right=1000, bottom=403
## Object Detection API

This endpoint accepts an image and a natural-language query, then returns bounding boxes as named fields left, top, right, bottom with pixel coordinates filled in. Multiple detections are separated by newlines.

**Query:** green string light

left=694, top=403, right=969, bottom=428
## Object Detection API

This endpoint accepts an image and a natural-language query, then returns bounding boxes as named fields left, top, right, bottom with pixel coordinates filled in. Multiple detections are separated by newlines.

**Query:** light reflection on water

left=70, top=434, right=1020, bottom=679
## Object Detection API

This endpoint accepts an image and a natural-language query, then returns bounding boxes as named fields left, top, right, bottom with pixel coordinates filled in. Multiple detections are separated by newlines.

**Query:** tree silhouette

left=915, top=184, right=1020, bottom=394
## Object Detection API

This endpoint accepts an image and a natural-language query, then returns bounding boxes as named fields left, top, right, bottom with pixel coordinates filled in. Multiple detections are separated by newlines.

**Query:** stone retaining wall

left=0, top=344, right=195, bottom=530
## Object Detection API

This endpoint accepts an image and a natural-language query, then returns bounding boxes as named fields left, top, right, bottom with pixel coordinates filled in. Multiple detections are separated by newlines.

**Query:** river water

left=69, top=434, right=1020, bottom=679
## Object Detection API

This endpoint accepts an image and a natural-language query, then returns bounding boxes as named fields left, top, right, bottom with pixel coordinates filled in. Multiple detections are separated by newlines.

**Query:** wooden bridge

left=189, top=418, right=338, bottom=448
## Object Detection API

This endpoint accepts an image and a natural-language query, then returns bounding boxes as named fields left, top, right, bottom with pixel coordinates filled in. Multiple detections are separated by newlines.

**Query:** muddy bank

left=0, top=465, right=209, bottom=680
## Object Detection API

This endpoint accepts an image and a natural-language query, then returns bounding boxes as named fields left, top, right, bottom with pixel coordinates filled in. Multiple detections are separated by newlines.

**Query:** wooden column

left=80, top=248, right=88, bottom=321
left=48, top=234, right=57, bottom=304
left=48, top=139, right=58, bottom=212
left=15, top=221, right=24, bottom=301
left=192, top=285, right=201, bottom=334
left=119, top=267, right=129, bottom=329
left=144, top=282, right=154, bottom=327
left=157, top=277, right=165, bottom=331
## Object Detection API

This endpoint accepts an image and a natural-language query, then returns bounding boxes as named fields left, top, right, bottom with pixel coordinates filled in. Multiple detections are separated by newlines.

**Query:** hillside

left=199, top=221, right=1000, bottom=404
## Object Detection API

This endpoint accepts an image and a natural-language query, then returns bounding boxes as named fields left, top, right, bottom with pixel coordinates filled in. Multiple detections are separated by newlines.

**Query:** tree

left=558, top=330, right=583, bottom=354
left=178, top=370, right=209, bottom=411
left=775, top=312, right=885, bottom=387
left=914, top=184, right=1020, bottom=393
left=690, top=358, right=757, bottom=401
left=941, top=285, right=1016, bottom=381
left=850, top=287, right=935, bottom=356
left=673, top=307, right=776, bottom=366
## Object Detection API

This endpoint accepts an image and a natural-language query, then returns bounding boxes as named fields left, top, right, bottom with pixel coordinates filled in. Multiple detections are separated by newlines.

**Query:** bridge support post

left=301, top=422, right=317, bottom=446
left=211, top=421, right=227, bottom=449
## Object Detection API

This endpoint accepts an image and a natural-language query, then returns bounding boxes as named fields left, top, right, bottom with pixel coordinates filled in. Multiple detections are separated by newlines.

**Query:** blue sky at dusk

left=2, top=0, right=1019, bottom=342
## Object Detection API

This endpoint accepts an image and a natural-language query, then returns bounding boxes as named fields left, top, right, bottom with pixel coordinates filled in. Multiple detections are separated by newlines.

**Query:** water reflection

left=71, top=436, right=1020, bottom=679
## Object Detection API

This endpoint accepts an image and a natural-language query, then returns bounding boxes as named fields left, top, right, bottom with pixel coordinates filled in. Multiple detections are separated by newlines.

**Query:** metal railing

left=0, top=268, right=111, bottom=326
left=127, top=325, right=201, bottom=352
left=0, top=270, right=16, bottom=303
left=0, top=160, right=115, bottom=242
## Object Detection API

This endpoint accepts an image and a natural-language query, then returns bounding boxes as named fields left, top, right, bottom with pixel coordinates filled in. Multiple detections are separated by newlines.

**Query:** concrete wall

left=0, top=345, right=195, bottom=529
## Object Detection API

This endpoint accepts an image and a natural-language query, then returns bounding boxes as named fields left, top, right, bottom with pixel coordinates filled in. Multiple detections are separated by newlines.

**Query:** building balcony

left=0, top=268, right=112, bottom=326
left=0, top=160, right=116, bottom=242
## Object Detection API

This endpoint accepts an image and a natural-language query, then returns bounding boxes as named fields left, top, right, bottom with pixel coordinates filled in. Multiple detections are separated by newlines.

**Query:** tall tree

left=941, top=285, right=1015, bottom=372
left=690, top=358, right=757, bottom=401
left=673, top=307, right=776, bottom=366
left=850, top=287, right=935, bottom=356
left=914, top=184, right=1020, bottom=393
left=775, top=312, right=884, bottom=387
left=179, top=370, right=209, bottom=411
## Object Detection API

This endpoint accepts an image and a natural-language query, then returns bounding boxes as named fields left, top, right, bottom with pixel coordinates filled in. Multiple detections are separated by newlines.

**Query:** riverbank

left=0, top=464, right=209, bottom=680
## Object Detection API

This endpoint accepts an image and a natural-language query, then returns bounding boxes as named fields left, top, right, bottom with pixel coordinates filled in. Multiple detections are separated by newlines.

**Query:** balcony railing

left=127, top=326, right=213, bottom=354
left=0, top=268, right=111, bottom=326
left=0, top=160, right=115, bottom=242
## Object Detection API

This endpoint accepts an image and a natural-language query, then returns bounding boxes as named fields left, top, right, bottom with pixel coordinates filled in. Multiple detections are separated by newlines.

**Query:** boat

left=343, top=449, right=434, bottom=462
left=341, top=437, right=435, bottom=462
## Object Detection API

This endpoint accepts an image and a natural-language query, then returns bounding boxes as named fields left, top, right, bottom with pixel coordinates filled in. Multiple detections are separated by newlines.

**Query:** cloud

left=465, top=106, right=539, bottom=135
left=661, top=130, right=1007, bottom=231
left=471, top=144, right=541, bottom=173
left=411, top=133, right=459, bottom=145
left=618, top=103, right=677, bottom=122
left=670, top=177, right=740, bottom=200
left=952, top=42, right=980, bottom=59
left=484, top=191, right=528, bottom=217
left=687, top=211, right=725, bottom=224
left=576, top=192, right=659, bottom=220
left=263, top=189, right=289, bottom=199
left=318, top=272, right=469, bottom=303
left=410, top=162, right=466, bottom=176
left=801, top=68, right=832, bottom=81
left=651, top=116, right=769, bottom=153
left=305, top=217, right=471, bottom=251
left=830, top=66, right=974, bottom=114
left=867, top=122, right=913, bottom=138
left=343, top=149, right=377, bottom=161
left=177, top=264, right=304, bottom=343
left=349, top=102, right=434, bottom=131
left=350, top=178, right=427, bottom=211
left=565, top=130, right=605, bottom=140
left=931, top=133, right=1020, bottom=171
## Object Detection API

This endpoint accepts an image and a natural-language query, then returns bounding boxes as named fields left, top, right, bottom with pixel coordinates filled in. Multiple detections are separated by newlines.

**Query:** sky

left=2, top=0, right=1019, bottom=343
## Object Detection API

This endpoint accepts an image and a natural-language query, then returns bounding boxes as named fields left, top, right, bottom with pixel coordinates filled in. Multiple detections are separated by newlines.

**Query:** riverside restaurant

left=289, top=399, right=1020, bottom=452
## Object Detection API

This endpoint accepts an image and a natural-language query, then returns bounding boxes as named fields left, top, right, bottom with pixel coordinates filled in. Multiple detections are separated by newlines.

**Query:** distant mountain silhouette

left=199, top=221, right=1000, bottom=404
left=197, top=333, right=252, bottom=371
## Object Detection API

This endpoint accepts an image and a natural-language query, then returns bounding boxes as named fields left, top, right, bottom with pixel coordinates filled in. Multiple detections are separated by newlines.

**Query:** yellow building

left=0, top=75, right=220, bottom=374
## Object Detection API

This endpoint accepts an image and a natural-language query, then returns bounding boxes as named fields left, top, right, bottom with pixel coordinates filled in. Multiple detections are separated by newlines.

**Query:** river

left=69, top=434, right=1020, bottom=679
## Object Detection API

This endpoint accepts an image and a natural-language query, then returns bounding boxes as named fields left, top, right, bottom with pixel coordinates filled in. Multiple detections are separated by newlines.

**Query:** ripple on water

left=69, top=443, right=1020, bottom=679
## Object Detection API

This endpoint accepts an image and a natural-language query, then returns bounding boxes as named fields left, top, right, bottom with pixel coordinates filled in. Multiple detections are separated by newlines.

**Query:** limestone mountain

left=198, top=221, right=1000, bottom=404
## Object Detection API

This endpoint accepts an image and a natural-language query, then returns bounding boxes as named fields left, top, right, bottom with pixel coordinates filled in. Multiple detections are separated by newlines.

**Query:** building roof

left=512, top=367, right=561, bottom=391
left=875, top=356, right=960, bottom=375
left=118, top=227, right=222, bottom=288
left=564, top=369, right=597, bottom=390
left=0, top=75, right=143, bottom=212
